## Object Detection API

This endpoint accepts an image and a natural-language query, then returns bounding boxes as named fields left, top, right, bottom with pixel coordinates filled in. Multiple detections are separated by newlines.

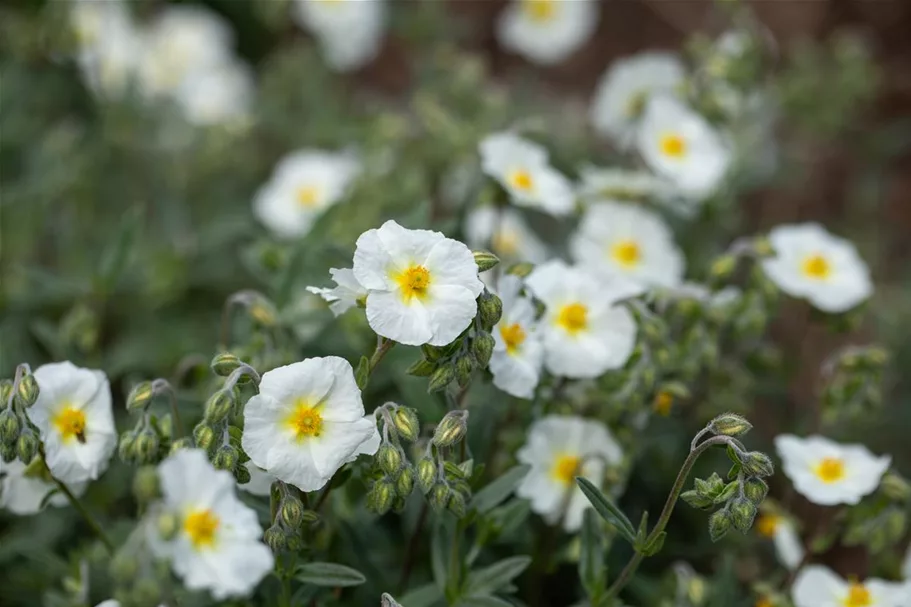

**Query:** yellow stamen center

left=756, top=514, right=780, bottom=538
left=801, top=254, right=831, bottom=280
left=653, top=391, right=673, bottom=416
left=508, top=169, right=534, bottom=192
left=394, top=265, right=433, bottom=302
left=500, top=322, right=526, bottom=355
left=552, top=454, right=581, bottom=485
left=492, top=229, right=520, bottom=256
left=286, top=400, right=323, bottom=440
left=522, top=0, right=556, bottom=22
left=842, top=583, right=872, bottom=607
left=184, top=509, right=220, bottom=549
left=660, top=133, right=687, bottom=159
left=295, top=185, right=320, bottom=208
left=556, top=303, right=588, bottom=334
left=610, top=239, right=642, bottom=268
left=814, top=457, right=845, bottom=484
left=53, top=406, right=87, bottom=444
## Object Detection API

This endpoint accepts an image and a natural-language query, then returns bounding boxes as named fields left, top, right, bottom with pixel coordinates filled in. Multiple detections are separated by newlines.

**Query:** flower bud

left=455, top=355, right=473, bottom=388
left=157, top=512, right=179, bottom=540
left=472, top=332, right=495, bottom=368
left=710, top=254, right=737, bottom=280
left=406, top=358, right=436, bottom=377
left=392, top=407, right=420, bottom=442
left=233, top=463, right=251, bottom=484
left=211, top=352, right=243, bottom=377
left=881, top=472, right=911, bottom=502
left=132, top=578, right=162, bottom=607
left=377, top=444, right=403, bottom=475
left=263, top=524, right=288, bottom=552
left=16, top=430, right=39, bottom=465
left=193, top=423, right=216, bottom=452
left=134, top=430, right=160, bottom=464
left=506, top=262, right=534, bottom=277
left=169, top=437, right=193, bottom=454
left=370, top=480, right=395, bottom=515
left=743, top=477, right=769, bottom=504
left=204, top=390, right=236, bottom=424
left=708, top=508, right=732, bottom=542
left=16, top=374, right=39, bottom=408
left=0, top=409, right=21, bottom=445
left=109, top=552, right=139, bottom=582
left=133, top=465, right=161, bottom=503
left=396, top=466, right=415, bottom=497
left=708, top=413, right=753, bottom=437
left=427, top=364, right=455, bottom=393
left=248, top=297, right=278, bottom=327
left=741, top=451, right=774, bottom=478
left=473, top=250, right=500, bottom=272
left=447, top=491, right=467, bottom=518
left=729, top=497, right=758, bottom=533
left=118, top=430, right=137, bottom=463
left=213, top=445, right=239, bottom=471
left=126, top=381, right=155, bottom=411
left=0, top=443, right=16, bottom=463
left=478, top=292, right=503, bottom=330
left=752, top=236, right=773, bottom=257
left=280, top=498, right=306, bottom=529
left=421, top=344, right=443, bottom=362
left=429, top=483, right=450, bottom=512
left=417, top=457, right=436, bottom=493
left=432, top=411, right=468, bottom=448
left=0, top=379, right=13, bottom=408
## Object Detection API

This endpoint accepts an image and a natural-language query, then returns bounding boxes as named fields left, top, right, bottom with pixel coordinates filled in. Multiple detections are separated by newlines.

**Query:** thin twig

left=398, top=501, right=429, bottom=592
left=52, top=475, right=115, bottom=554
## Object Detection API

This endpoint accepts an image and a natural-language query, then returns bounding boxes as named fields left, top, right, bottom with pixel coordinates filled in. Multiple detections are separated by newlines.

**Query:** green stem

left=369, top=337, right=395, bottom=373
left=604, top=435, right=733, bottom=600
left=446, top=520, right=464, bottom=602
left=52, top=475, right=115, bottom=554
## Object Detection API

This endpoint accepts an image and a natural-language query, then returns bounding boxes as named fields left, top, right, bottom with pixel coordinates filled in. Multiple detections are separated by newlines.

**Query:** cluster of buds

left=366, top=403, right=421, bottom=515
left=417, top=410, right=471, bottom=518
left=119, top=379, right=178, bottom=466
left=0, top=363, right=42, bottom=465
left=263, top=482, right=318, bottom=553
left=820, top=345, right=888, bottom=423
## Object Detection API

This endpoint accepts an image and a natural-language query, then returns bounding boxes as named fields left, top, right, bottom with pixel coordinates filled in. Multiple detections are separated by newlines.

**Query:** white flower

left=755, top=512, right=804, bottom=570
left=792, top=565, right=909, bottom=607
left=570, top=201, right=684, bottom=288
left=590, top=52, right=685, bottom=148
left=525, top=260, right=641, bottom=378
left=70, top=0, right=132, bottom=51
left=352, top=220, right=484, bottom=346
left=149, top=449, right=273, bottom=599
left=637, top=95, right=732, bottom=200
left=496, top=0, right=599, bottom=65
left=253, top=150, right=360, bottom=239
left=242, top=357, right=380, bottom=492
left=775, top=434, right=890, bottom=506
left=173, top=59, right=253, bottom=127
left=238, top=462, right=276, bottom=497
left=903, top=544, right=911, bottom=580
left=464, top=206, right=547, bottom=264
left=26, top=361, right=116, bottom=483
left=517, top=415, right=623, bottom=531
left=292, top=0, right=386, bottom=72
left=70, top=1, right=141, bottom=98
left=0, top=459, right=87, bottom=516
left=761, top=223, right=873, bottom=313
left=576, top=165, right=670, bottom=204
left=479, top=132, right=575, bottom=216
left=489, top=275, right=544, bottom=399
left=306, top=268, right=367, bottom=317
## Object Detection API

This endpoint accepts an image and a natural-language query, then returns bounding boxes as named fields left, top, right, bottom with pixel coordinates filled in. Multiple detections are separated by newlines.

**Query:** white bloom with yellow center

left=353, top=220, right=484, bottom=346
left=497, top=0, right=599, bottom=65
left=526, top=260, right=641, bottom=378
left=590, top=52, right=686, bottom=148
left=149, top=449, right=274, bottom=599
left=761, top=223, right=873, bottom=314
left=775, top=434, right=890, bottom=506
left=306, top=268, right=367, bottom=317
left=173, top=59, right=254, bottom=127
left=26, top=361, right=116, bottom=483
left=242, top=357, right=380, bottom=492
left=292, top=0, right=386, bottom=72
left=0, top=459, right=87, bottom=516
left=637, top=95, right=732, bottom=200
left=489, top=275, right=544, bottom=399
left=576, top=165, right=671, bottom=204
left=517, top=415, right=623, bottom=532
left=570, top=201, right=684, bottom=288
left=754, top=512, right=804, bottom=570
left=464, top=206, right=547, bottom=264
left=479, top=132, right=575, bottom=216
left=253, top=150, right=360, bottom=239
left=792, top=565, right=909, bottom=607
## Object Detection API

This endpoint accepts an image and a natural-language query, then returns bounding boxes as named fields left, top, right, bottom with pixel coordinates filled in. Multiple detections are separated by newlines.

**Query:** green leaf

left=455, top=597, right=513, bottom=607
left=296, top=562, right=365, bottom=587
left=431, top=521, right=449, bottom=591
left=398, top=583, right=444, bottom=607
left=713, top=481, right=741, bottom=504
left=464, top=556, right=532, bottom=596
left=355, top=355, right=370, bottom=390
left=470, top=465, right=530, bottom=514
left=576, top=477, right=636, bottom=544
left=641, top=531, right=667, bottom=557
left=681, top=490, right=714, bottom=510
left=579, top=509, right=606, bottom=600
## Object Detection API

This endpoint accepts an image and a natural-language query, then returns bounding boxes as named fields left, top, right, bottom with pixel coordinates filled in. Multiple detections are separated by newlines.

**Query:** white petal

left=791, top=565, right=847, bottom=607
left=365, top=290, right=434, bottom=346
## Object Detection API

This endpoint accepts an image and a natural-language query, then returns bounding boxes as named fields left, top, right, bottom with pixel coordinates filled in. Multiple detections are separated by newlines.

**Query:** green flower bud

left=427, top=364, right=455, bottom=393
left=371, top=480, right=395, bottom=515
left=263, top=524, right=288, bottom=552
left=443, top=460, right=466, bottom=480
left=131, top=578, right=162, bottom=607
left=1, top=443, right=16, bottom=463
left=193, top=423, right=216, bottom=452
left=752, top=236, right=773, bottom=257
left=709, top=413, right=753, bottom=437
left=506, top=262, right=534, bottom=277
left=708, top=508, right=733, bottom=542
left=233, top=463, right=251, bottom=484
left=743, top=477, right=769, bottom=504
left=406, top=358, right=436, bottom=377
left=109, top=552, right=139, bottom=583
left=169, top=437, right=193, bottom=455
left=392, top=407, right=420, bottom=442
left=16, top=430, right=39, bottom=465
left=118, top=431, right=137, bottom=463
left=0, top=379, right=13, bottom=408
left=0, top=409, right=21, bottom=445
left=473, top=250, right=500, bottom=272
left=213, top=445, right=238, bottom=471
left=126, top=381, right=155, bottom=411
left=450, top=480, right=471, bottom=502
left=16, top=374, right=39, bottom=408
left=417, top=457, right=436, bottom=494
left=377, top=444, right=403, bottom=475
left=681, top=490, right=714, bottom=510
left=429, top=483, right=450, bottom=512
left=881, top=472, right=911, bottom=502
left=280, top=498, right=306, bottom=529
left=710, top=254, right=737, bottom=280
left=248, top=297, right=278, bottom=327
left=741, top=451, right=774, bottom=478
left=421, top=344, right=443, bottom=362
left=135, top=430, right=160, bottom=464
left=478, top=292, right=503, bottom=330
left=396, top=466, right=415, bottom=497
left=301, top=510, right=320, bottom=525
left=432, top=411, right=468, bottom=448
left=211, top=352, right=243, bottom=377
left=204, top=389, right=236, bottom=424
left=472, top=332, right=495, bottom=368
left=729, top=497, right=758, bottom=533
left=133, top=465, right=161, bottom=503
left=455, top=355, right=473, bottom=388
left=157, top=512, right=179, bottom=540
left=447, top=491, right=467, bottom=518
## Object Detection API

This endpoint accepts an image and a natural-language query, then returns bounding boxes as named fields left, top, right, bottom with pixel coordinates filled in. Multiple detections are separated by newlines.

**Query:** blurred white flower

left=755, top=512, right=804, bottom=570
left=490, top=275, right=544, bottom=399
left=149, top=449, right=274, bottom=599
left=27, top=361, right=116, bottom=483
left=70, top=1, right=141, bottom=98
left=570, top=201, right=684, bottom=288
left=637, top=95, right=732, bottom=200
left=0, top=459, right=86, bottom=516
left=526, top=260, right=641, bottom=378
left=775, top=434, right=890, bottom=506
left=173, top=60, right=254, bottom=127
left=576, top=166, right=670, bottom=204
left=238, top=462, right=276, bottom=497
left=590, top=52, right=685, bottom=148
left=761, top=223, right=873, bottom=313
left=496, top=0, right=599, bottom=65
left=253, top=150, right=361, bottom=239
left=242, top=358, right=379, bottom=492
left=517, top=415, right=623, bottom=531
left=352, top=221, right=484, bottom=346
left=464, top=206, right=547, bottom=264
left=306, top=268, right=367, bottom=317
left=479, top=132, right=575, bottom=216
left=292, top=0, right=386, bottom=72
left=904, top=544, right=911, bottom=581
left=792, top=565, right=908, bottom=607
left=69, top=0, right=132, bottom=51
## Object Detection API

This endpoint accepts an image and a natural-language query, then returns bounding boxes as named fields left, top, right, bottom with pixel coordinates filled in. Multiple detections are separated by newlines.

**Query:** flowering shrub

left=1, top=1, right=909, bottom=607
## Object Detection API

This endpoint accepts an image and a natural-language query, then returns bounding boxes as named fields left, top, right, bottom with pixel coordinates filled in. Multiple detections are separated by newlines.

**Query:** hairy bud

left=743, top=477, right=769, bottom=504
left=417, top=457, right=436, bottom=494
left=472, top=332, right=495, bottom=368
left=193, top=423, right=217, bottom=452
left=280, top=498, right=306, bottom=529
left=432, top=411, right=468, bottom=448
left=406, top=358, right=436, bottom=378
left=0, top=443, right=16, bottom=463
left=0, top=379, right=13, bottom=408
left=455, top=355, right=473, bottom=388
left=16, top=374, right=39, bottom=408
left=429, top=483, right=450, bottom=512
left=0, top=409, right=21, bottom=445
left=126, top=381, right=155, bottom=411
left=473, top=251, right=500, bottom=272
left=118, top=431, right=137, bottom=463
left=708, top=508, right=732, bottom=542
left=478, top=292, right=503, bottom=330
left=447, top=491, right=467, bottom=518
left=377, top=444, right=403, bottom=475
left=427, top=364, right=455, bottom=393
left=263, top=525, right=288, bottom=553
left=16, top=430, right=39, bottom=465
left=708, top=413, right=753, bottom=437
left=392, top=407, right=420, bottom=442
left=741, top=452, right=774, bottom=478
left=211, top=352, right=243, bottom=377
left=132, top=465, right=161, bottom=503
left=213, top=445, right=239, bottom=471
left=396, top=466, right=415, bottom=497
left=204, top=390, right=236, bottom=424
left=169, top=437, right=193, bottom=454
left=729, top=497, right=758, bottom=533
left=135, top=429, right=160, bottom=464
left=370, top=480, right=395, bottom=515
left=506, top=262, right=534, bottom=277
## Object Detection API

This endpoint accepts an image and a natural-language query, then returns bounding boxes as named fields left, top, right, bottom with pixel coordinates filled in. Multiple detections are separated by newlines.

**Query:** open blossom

left=307, top=268, right=367, bottom=317
left=149, top=449, right=274, bottom=599
left=637, top=95, right=732, bottom=200
left=761, top=223, right=872, bottom=313
left=755, top=511, right=804, bottom=570
left=489, top=275, right=544, bottom=399
left=242, top=357, right=380, bottom=492
left=173, top=60, right=253, bottom=127
left=254, top=150, right=360, bottom=239
left=496, top=0, right=599, bottom=65
left=792, top=565, right=909, bottom=607
left=292, top=0, right=386, bottom=72
left=517, top=415, right=623, bottom=532
left=353, top=221, right=484, bottom=346
left=590, top=52, right=686, bottom=148
left=775, top=435, right=890, bottom=506
left=26, top=362, right=116, bottom=483
left=526, top=260, right=641, bottom=378
left=577, top=166, right=670, bottom=204
left=0, top=459, right=87, bottom=516
left=570, top=201, right=684, bottom=289
left=479, top=132, right=575, bottom=216
left=69, top=0, right=141, bottom=98
left=465, top=207, right=547, bottom=265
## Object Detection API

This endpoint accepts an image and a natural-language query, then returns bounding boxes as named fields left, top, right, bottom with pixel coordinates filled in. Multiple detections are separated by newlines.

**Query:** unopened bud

left=448, top=491, right=467, bottom=518
left=109, top=552, right=139, bottom=582
left=263, top=524, right=288, bottom=552
left=371, top=479, right=395, bottom=515
left=204, top=389, right=236, bottom=424
left=0, top=443, right=16, bottom=463
left=248, top=297, right=277, bottom=327
left=211, top=352, right=243, bottom=377
left=133, top=465, right=161, bottom=503
left=473, top=251, right=500, bottom=272
left=427, top=364, right=455, bottom=393
left=396, top=466, right=415, bottom=497
left=429, top=483, right=450, bottom=512
left=213, top=445, right=239, bottom=471
left=729, top=497, right=758, bottom=533
left=126, top=381, right=155, bottom=411
left=132, top=579, right=162, bottom=606
left=118, top=431, right=137, bottom=462
left=708, top=508, right=732, bottom=542
left=16, top=430, right=39, bottom=464
left=432, top=411, right=468, bottom=448
left=743, top=477, right=769, bottom=504
left=708, top=413, right=752, bottom=437
left=157, top=513, right=179, bottom=540
left=16, top=374, right=39, bottom=407
left=377, top=444, right=403, bottom=475
left=280, top=498, right=306, bottom=529
left=478, top=292, right=503, bottom=330
left=170, top=437, right=193, bottom=454
left=406, top=358, right=436, bottom=377
left=456, top=355, right=473, bottom=388
left=506, top=262, right=534, bottom=278
left=0, top=409, right=21, bottom=445
left=753, top=236, right=773, bottom=257
left=0, top=379, right=13, bottom=408
left=741, top=452, right=774, bottom=478
left=392, top=407, right=420, bottom=442
left=135, top=430, right=160, bottom=463
left=710, top=254, right=737, bottom=279
left=472, top=332, right=495, bottom=368
left=193, top=423, right=216, bottom=452
left=881, top=473, right=911, bottom=502
left=417, top=457, right=436, bottom=493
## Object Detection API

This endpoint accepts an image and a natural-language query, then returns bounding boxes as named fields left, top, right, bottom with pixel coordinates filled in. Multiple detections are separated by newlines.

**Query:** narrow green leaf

left=431, top=521, right=448, bottom=591
left=642, top=531, right=667, bottom=556
left=464, top=556, right=532, bottom=596
left=470, top=464, right=530, bottom=514
left=579, top=509, right=606, bottom=600
left=398, top=583, right=444, bottom=607
left=296, top=562, right=365, bottom=587
left=355, top=355, right=370, bottom=390
left=575, top=477, right=637, bottom=544
left=713, top=481, right=741, bottom=504
left=455, top=597, right=513, bottom=607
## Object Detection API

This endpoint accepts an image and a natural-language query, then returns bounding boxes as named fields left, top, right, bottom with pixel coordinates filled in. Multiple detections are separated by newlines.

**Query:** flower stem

left=398, top=500, right=429, bottom=592
left=52, top=475, right=115, bottom=554
left=369, top=337, right=395, bottom=373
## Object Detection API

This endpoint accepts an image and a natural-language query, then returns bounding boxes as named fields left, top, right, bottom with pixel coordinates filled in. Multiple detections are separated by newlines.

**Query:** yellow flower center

left=286, top=400, right=323, bottom=441
left=184, top=509, right=220, bottom=550
left=755, top=598, right=774, bottom=607
left=625, top=90, right=647, bottom=118
left=295, top=185, right=320, bottom=208
left=552, top=454, right=581, bottom=485
left=610, top=239, right=642, bottom=268
left=842, top=583, right=872, bottom=607
left=801, top=254, right=831, bottom=280
left=814, top=457, right=846, bottom=484
left=556, top=303, right=588, bottom=334
left=499, top=322, right=526, bottom=355
left=508, top=169, right=534, bottom=192
left=653, top=391, right=674, bottom=416
left=394, top=265, right=433, bottom=302
left=756, top=514, right=780, bottom=538
left=522, top=0, right=556, bottom=22
left=660, top=133, right=687, bottom=159
left=53, top=406, right=87, bottom=444
left=492, top=229, right=520, bottom=256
